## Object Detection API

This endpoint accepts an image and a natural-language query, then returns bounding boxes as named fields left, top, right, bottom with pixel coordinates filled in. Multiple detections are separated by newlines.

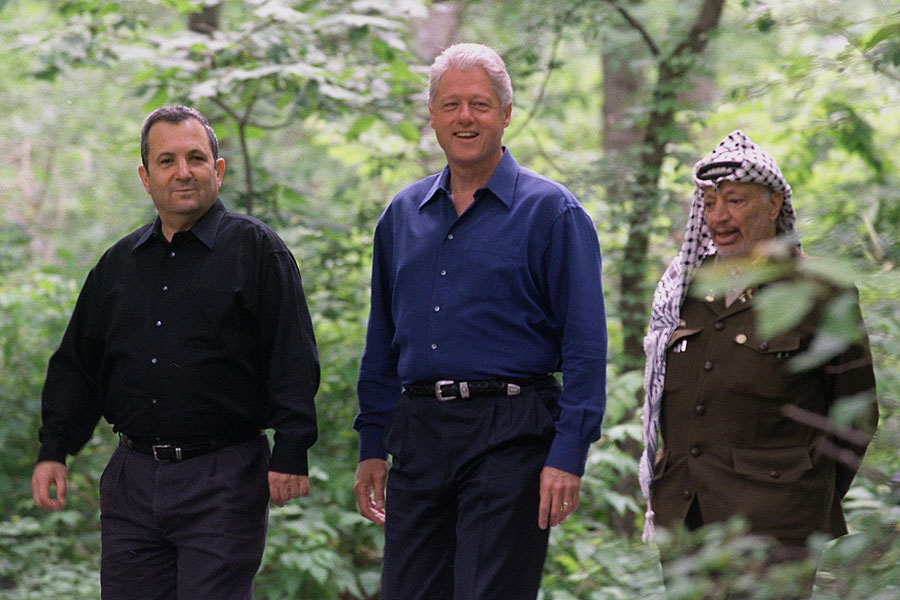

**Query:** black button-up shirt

left=38, top=200, right=319, bottom=474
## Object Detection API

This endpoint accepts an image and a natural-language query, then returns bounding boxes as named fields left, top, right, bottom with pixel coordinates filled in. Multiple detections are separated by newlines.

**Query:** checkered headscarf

left=639, top=130, right=797, bottom=541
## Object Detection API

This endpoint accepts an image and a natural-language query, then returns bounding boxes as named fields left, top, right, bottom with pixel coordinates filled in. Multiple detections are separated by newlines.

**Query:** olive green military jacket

left=650, top=260, right=878, bottom=543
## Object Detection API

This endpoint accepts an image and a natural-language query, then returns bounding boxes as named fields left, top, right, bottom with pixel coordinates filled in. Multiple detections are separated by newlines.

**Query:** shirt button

left=169, top=251, right=176, bottom=257
left=690, top=446, right=702, bottom=457
left=703, top=360, right=713, bottom=371
left=695, top=404, right=706, bottom=415
left=151, top=399, right=157, bottom=405
left=440, top=269, right=447, bottom=276
left=714, top=321, right=724, bottom=331
left=434, top=306, right=440, bottom=312
left=447, top=233, right=454, bottom=240
left=155, top=320, right=162, bottom=327
left=162, top=285, right=169, bottom=292
left=151, top=357, right=158, bottom=364
left=431, top=343, right=438, bottom=350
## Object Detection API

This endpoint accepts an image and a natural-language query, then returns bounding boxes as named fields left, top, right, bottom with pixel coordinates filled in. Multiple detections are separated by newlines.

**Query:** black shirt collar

left=132, top=199, right=226, bottom=252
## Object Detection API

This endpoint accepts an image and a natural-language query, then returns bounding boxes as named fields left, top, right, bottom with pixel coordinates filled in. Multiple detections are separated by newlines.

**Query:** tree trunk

left=617, top=0, right=725, bottom=371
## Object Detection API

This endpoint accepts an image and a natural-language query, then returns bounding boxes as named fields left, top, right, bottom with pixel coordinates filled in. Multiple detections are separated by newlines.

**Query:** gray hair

left=140, top=105, right=219, bottom=170
left=427, top=43, right=513, bottom=109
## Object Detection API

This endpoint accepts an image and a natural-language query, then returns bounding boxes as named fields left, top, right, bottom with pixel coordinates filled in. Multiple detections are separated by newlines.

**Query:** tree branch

left=507, top=31, right=564, bottom=141
left=604, top=0, right=660, bottom=56
left=666, top=0, right=726, bottom=75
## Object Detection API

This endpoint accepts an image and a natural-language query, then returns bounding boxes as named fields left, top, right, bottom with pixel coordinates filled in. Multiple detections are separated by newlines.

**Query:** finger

left=54, top=473, right=67, bottom=509
left=367, top=500, right=387, bottom=527
left=269, top=481, right=286, bottom=507
left=299, top=477, right=310, bottom=498
left=372, top=471, right=385, bottom=511
left=32, top=466, right=65, bottom=511
left=538, top=484, right=552, bottom=530
left=550, top=494, right=564, bottom=528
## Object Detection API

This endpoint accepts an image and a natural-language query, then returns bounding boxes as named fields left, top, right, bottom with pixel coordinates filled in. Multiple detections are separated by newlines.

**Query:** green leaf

left=861, top=21, right=900, bottom=51
left=395, top=121, right=420, bottom=142
left=347, top=114, right=377, bottom=140
left=754, top=279, right=820, bottom=339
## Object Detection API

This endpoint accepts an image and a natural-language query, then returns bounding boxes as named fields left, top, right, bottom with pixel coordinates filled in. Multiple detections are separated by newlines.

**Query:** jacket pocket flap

left=752, top=332, right=802, bottom=354
left=667, top=327, right=703, bottom=349
left=732, top=446, right=813, bottom=481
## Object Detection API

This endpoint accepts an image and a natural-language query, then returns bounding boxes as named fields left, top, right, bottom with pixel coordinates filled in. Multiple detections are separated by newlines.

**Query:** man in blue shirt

left=353, top=43, right=607, bottom=600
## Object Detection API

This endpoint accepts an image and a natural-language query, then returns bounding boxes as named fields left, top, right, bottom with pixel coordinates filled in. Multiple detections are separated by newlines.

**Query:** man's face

left=702, top=181, right=783, bottom=258
left=429, top=67, right=511, bottom=171
left=138, top=119, right=224, bottom=229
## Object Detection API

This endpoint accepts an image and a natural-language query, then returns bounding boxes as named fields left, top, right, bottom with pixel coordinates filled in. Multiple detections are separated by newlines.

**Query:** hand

left=268, top=471, right=310, bottom=507
left=32, top=461, right=68, bottom=511
left=538, top=466, right=581, bottom=530
left=353, top=458, right=388, bottom=526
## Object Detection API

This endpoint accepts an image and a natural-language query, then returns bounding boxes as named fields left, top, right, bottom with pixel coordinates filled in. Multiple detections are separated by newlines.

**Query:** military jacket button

left=703, top=361, right=713, bottom=371
left=682, top=490, right=692, bottom=500
left=690, top=446, right=701, bottom=457
left=695, top=404, right=706, bottom=415
left=770, top=470, right=780, bottom=479
left=714, top=321, right=724, bottom=331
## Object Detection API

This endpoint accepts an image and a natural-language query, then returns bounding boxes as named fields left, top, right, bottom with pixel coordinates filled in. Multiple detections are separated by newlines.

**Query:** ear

left=138, top=165, right=151, bottom=194
left=428, top=104, right=435, bottom=130
left=768, top=191, right=784, bottom=221
left=502, top=103, right=512, bottom=128
left=214, top=157, right=226, bottom=186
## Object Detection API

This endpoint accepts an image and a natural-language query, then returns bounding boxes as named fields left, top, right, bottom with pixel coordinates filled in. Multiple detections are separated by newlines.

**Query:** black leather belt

left=118, top=433, right=257, bottom=462
left=405, top=375, right=554, bottom=402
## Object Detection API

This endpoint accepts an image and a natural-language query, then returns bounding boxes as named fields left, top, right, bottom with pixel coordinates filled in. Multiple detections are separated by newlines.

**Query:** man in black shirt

left=31, top=105, right=319, bottom=599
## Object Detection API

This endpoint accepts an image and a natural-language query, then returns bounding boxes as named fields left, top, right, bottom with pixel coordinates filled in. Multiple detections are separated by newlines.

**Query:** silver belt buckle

left=434, top=380, right=457, bottom=402
left=506, top=384, right=521, bottom=396
left=152, top=443, right=182, bottom=461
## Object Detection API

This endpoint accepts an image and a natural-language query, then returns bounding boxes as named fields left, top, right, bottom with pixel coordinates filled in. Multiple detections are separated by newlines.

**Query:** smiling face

left=702, top=181, right=783, bottom=258
left=429, top=67, right=511, bottom=176
left=138, top=118, right=225, bottom=240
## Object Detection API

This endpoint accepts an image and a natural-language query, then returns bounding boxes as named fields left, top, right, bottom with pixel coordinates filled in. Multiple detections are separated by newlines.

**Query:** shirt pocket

left=457, top=239, right=521, bottom=301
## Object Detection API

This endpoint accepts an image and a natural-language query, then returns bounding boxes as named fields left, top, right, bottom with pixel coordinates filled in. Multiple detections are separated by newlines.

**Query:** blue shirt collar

left=419, top=148, right=519, bottom=211
left=132, top=199, right=226, bottom=252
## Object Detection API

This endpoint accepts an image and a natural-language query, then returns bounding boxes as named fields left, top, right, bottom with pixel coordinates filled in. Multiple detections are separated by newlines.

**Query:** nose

left=457, top=102, right=473, bottom=123
left=175, top=158, right=191, bottom=179
left=705, top=199, right=725, bottom=225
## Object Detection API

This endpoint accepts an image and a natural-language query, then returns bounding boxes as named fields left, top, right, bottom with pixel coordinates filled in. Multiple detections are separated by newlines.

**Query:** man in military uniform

left=640, top=130, right=878, bottom=594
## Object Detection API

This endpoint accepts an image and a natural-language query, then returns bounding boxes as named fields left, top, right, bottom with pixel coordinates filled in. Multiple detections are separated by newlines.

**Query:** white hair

left=427, top=43, right=513, bottom=109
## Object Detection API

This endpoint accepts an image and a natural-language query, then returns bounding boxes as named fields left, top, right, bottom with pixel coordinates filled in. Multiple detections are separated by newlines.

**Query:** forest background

left=1, top=0, right=899, bottom=598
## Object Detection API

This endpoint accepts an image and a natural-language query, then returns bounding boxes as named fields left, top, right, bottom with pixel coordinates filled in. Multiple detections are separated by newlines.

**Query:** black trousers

left=99, top=435, right=270, bottom=600
left=381, top=381, right=561, bottom=600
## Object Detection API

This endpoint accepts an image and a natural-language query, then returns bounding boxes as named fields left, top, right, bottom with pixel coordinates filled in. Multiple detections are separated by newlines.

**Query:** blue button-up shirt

left=355, top=150, right=607, bottom=476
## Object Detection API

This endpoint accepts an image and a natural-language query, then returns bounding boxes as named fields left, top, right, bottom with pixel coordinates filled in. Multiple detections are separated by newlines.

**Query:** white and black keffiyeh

left=639, top=130, right=797, bottom=541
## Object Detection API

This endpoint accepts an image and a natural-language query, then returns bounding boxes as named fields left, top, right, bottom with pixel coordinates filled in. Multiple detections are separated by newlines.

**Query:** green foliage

left=0, top=271, right=78, bottom=515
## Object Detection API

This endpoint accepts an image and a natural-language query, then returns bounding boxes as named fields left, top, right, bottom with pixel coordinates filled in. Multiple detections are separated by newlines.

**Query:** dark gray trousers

left=99, top=435, right=270, bottom=600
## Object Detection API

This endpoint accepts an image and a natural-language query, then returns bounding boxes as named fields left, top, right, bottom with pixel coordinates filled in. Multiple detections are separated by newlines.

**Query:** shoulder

left=219, top=208, right=291, bottom=252
left=513, top=165, right=586, bottom=220
left=377, top=172, right=442, bottom=225
left=517, top=166, right=578, bottom=202
left=101, top=223, right=154, bottom=262
left=389, top=173, right=442, bottom=209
